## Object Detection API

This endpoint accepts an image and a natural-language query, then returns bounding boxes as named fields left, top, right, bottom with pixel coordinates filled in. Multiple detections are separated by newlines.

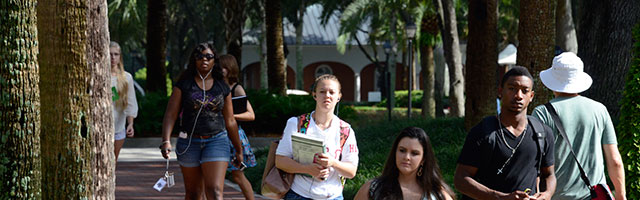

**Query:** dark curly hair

left=178, top=42, right=223, bottom=82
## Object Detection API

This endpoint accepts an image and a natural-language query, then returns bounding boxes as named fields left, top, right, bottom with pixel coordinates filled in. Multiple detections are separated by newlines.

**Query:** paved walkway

left=116, top=137, right=277, bottom=200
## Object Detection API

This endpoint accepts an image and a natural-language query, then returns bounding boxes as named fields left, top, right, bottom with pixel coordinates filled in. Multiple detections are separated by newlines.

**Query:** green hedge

left=617, top=24, right=640, bottom=199
left=132, top=89, right=357, bottom=137
left=134, top=92, right=169, bottom=137
left=241, top=89, right=357, bottom=135
left=375, top=90, right=450, bottom=108
left=244, top=117, right=466, bottom=199
left=376, top=90, right=424, bottom=108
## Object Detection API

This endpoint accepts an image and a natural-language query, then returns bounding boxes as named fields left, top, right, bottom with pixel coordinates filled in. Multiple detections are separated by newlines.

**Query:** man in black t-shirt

left=454, top=66, right=556, bottom=200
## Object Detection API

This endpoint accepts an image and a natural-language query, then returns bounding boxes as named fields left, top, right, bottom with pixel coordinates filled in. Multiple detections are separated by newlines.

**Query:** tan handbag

left=261, top=141, right=294, bottom=199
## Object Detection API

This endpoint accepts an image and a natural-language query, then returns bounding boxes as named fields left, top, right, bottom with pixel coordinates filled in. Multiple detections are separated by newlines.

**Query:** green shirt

left=532, top=96, right=617, bottom=200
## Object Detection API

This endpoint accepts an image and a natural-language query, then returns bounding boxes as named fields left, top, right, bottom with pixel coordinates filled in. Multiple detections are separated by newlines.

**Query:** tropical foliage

left=617, top=24, right=640, bottom=199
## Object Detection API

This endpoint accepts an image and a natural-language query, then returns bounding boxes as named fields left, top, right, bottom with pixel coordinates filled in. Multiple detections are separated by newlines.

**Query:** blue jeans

left=284, top=189, right=344, bottom=200
left=175, top=132, right=230, bottom=167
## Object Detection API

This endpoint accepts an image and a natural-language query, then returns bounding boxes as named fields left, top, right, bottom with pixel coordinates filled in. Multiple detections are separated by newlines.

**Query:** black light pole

left=405, top=22, right=417, bottom=119
left=383, top=41, right=392, bottom=121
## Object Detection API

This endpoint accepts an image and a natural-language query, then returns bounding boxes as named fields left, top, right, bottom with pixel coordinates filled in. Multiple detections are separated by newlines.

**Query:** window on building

left=315, top=64, right=333, bottom=78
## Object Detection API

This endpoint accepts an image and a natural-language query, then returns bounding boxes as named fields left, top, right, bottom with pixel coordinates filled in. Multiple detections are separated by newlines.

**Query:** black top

left=457, top=116, right=554, bottom=199
left=175, top=78, right=230, bottom=136
left=230, top=83, right=248, bottom=114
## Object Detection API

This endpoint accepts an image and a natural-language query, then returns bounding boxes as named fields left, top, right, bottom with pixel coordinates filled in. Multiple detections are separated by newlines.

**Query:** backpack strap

left=297, top=113, right=311, bottom=134
left=527, top=115, right=546, bottom=177
left=338, top=120, right=351, bottom=161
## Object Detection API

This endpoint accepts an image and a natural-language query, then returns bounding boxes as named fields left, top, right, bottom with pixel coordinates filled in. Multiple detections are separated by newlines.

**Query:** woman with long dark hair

left=160, top=42, right=243, bottom=199
left=355, top=127, right=455, bottom=200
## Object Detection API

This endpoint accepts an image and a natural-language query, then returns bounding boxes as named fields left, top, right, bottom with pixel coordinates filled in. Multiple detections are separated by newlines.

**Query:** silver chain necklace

left=496, top=114, right=527, bottom=174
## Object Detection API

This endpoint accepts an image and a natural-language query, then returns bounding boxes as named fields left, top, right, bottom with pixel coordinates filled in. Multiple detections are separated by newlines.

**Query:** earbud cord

left=176, top=68, right=213, bottom=155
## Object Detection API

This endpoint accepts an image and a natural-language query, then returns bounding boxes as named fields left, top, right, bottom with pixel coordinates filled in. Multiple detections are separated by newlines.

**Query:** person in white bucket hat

left=533, top=52, right=626, bottom=200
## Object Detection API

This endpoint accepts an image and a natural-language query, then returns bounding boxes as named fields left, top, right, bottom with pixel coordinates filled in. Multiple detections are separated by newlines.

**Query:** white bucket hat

left=540, top=52, right=593, bottom=93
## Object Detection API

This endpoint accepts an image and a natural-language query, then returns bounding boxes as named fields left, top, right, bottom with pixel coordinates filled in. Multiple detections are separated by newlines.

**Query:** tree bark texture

left=87, top=0, right=115, bottom=198
left=37, top=0, right=112, bottom=198
left=222, top=0, right=246, bottom=69
left=388, top=13, right=398, bottom=116
left=577, top=0, right=640, bottom=118
left=556, top=0, right=577, bottom=53
left=465, top=0, right=498, bottom=130
left=421, top=45, right=436, bottom=118
left=37, top=0, right=94, bottom=198
left=0, top=1, right=42, bottom=199
left=146, top=0, right=168, bottom=94
left=517, top=0, right=556, bottom=111
left=266, top=0, right=287, bottom=95
left=435, top=0, right=465, bottom=117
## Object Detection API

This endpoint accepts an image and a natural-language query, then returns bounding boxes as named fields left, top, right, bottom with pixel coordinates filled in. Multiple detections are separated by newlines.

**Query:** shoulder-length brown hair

left=219, top=54, right=239, bottom=84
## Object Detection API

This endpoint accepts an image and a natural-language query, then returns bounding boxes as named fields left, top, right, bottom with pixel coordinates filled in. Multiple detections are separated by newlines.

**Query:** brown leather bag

left=261, top=141, right=294, bottom=199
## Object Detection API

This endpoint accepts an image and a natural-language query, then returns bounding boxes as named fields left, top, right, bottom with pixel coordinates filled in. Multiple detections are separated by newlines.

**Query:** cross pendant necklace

left=496, top=114, right=527, bottom=175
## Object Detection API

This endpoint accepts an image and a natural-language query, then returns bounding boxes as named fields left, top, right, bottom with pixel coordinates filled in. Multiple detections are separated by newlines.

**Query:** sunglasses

left=196, top=53, right=215, bottom=60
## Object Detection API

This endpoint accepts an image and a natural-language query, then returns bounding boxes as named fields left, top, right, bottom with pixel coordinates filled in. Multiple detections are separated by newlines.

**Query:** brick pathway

left=116, top=161, right=266, bottom=200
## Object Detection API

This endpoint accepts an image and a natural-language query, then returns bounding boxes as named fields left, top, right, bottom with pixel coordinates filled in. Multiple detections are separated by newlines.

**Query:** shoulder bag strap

left=544, top=103, right=593, bottom=187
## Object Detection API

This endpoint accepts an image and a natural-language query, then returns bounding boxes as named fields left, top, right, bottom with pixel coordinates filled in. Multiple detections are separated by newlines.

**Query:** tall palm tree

left=434, top=0, right=464, bottom=117
left=0, top=1, right=41, bottom=198
left=464, top=0, right=498, bottom=130
left=517, top=0, right=555, bottom=110
left=146, top=0, right=168, bottom=94
left=37, top=0, right=113, bottom=198
left=266, top=0, right=287, bottom=95
left=87, top=0, right=116, bottom=197
left=556, top=0, right=577, bottom=53
left=222, top=0, right=247, bottom=69
left=578, top=0, right=640, bottom=118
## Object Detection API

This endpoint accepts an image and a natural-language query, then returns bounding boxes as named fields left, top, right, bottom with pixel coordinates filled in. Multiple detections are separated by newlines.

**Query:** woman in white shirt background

left=275, top=74, right=359, bottom=200
left=110, top=41, right=138, bottom=161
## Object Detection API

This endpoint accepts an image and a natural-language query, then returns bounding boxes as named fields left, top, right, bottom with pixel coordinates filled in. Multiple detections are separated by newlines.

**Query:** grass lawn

left=239, top=108, right=467, bottom=199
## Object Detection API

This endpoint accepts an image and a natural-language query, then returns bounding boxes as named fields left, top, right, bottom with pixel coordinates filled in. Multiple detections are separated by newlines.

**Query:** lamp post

left=405, top=22, right=417, bottom=119
left=383, top=41, right=392, bottom=121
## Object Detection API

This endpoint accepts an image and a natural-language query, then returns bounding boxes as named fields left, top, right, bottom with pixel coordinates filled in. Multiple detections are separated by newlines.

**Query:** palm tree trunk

left=87, top=0, right=115, bottom=198
left=556, top=0, right=577, bottom=53
left=223, top=0, right=247, bottom=69
left=517, top=0, right=556, bottom=110
left=38, top=0, right=112, bottom=198
left=0, top=1, right=41, bottom=198
left=265, top=0, right=287, bottom=95
left=577, top=0, right=640, bottom=118
left=295, top=1, right=305, bottom=90
left=465, top=0, right=498, bottom=130
left=434, top=45, right=446, bottom=117
left=435, top=0, right=465, bottom=117
left=146, top=0, right=168, bottom=94
left=388, top=12, right=398, bottom=118
left=421, top=45, right=436, bottom=118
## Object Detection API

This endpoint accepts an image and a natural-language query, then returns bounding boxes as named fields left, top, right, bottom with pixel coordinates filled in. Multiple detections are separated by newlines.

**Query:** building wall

left=240, top=44, right=468, bottom=102
left=303, top=61, right=355, bottom=101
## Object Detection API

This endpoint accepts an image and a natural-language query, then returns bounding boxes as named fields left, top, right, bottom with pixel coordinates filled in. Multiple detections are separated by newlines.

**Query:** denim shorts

left=175, top=132, right=230, bottom=167
left=114, top=130, right=126, bottom=140
left=284, top=189, right=343, bottom=200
